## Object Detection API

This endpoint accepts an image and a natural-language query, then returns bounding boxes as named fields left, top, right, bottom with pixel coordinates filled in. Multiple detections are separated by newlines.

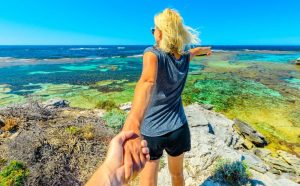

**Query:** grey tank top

left=140, top=45, right=190, bottom=137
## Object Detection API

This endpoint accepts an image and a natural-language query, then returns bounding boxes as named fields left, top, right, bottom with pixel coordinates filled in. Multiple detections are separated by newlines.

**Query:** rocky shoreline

left=0, top=99, right=299, bottom=185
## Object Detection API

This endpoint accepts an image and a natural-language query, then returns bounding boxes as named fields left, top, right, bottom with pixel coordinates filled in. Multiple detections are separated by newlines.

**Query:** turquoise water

left=0, top=45, right=299, bottom=107
left=233, top=52, right=300, bottom=63
left=284, top=77, right=300, bottom=90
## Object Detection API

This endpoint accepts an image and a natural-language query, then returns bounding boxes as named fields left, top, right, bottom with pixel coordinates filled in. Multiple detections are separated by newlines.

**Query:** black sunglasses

left=151, top=27, right=155, bottom=34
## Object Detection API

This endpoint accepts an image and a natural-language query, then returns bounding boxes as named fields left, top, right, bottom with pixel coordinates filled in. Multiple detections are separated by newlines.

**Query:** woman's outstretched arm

left=189, top=47, right=212, bottom=61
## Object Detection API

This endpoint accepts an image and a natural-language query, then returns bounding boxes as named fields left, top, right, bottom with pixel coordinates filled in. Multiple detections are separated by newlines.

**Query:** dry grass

left=1, top=117, right=19, bottom=132
left=0, top=99, right=115, bottom=185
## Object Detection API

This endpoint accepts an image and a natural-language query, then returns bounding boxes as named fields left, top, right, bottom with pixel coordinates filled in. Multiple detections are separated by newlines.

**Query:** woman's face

left=153, top=26, right=162, bottom=45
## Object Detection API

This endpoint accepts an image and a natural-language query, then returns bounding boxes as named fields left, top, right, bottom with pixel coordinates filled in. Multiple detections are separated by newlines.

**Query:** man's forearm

left=122, top=79, right=155, bottom=133
left=85, top=163, right=116, bottom=186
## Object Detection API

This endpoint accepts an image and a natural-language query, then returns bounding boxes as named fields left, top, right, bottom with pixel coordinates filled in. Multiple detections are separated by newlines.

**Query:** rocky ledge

left=155, top=103, right=300, bottom=186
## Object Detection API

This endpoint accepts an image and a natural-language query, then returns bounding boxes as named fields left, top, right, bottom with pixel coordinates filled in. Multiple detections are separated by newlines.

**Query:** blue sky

left=0, top=0, right=299, bottom=45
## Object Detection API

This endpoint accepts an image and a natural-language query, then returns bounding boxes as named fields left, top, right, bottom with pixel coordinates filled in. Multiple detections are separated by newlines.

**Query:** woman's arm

left=122, top=51, right=158, bottom=132
left=121, top=51, right=158, bottom=181
left=189, top=47, right=212, bottom=61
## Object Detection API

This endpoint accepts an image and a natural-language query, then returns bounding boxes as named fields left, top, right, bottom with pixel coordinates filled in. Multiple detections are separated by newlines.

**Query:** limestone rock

left=263, top=155, right=296, bottom=174
left=43, top=98, right=70, bottom=108
left=277, top=150, right=300, bottom=175
left=233, top=118, right=268, bottom=147
left=243, top=138, right=254, bottom=150
left=253, top=148, right=272, bottom=159
left=119, top=102, right=131, bottom=112
left=201, top=104, right=214, bottom=110
left=241, top=152, right=270, bottom=173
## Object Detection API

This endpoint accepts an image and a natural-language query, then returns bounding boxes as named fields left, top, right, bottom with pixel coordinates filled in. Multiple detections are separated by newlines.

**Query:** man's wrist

left=86, top=162, right=116, bottom=186
left=101, top=162, right=119, bottom=186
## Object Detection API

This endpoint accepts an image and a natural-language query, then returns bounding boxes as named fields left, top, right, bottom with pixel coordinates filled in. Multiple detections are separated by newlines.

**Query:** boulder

left=43, top=98, right=70, bottom=108
left=233, top=118, right=268, bottom=147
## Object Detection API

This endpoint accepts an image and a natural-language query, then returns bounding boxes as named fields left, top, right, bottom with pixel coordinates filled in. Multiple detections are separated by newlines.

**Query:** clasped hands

left=86, top=130, right=149, bottom=186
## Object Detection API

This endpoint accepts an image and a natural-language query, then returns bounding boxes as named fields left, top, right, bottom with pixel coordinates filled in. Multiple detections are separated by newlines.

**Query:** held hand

left=123, top=135, right=147, bottom=182
left=86, top=131, right=150, bottom=186
left=106, top=131, right=150, bottom=184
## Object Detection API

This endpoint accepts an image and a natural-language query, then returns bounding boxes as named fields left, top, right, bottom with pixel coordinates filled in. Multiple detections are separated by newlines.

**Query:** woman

left=122, top=8, right=212, bottom=186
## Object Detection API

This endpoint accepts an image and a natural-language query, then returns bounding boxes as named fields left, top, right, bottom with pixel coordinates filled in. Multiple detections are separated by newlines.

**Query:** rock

left=0, top=117, right=5, bottom=128
left=280, top=173, right=300, bottom=184
left=186, top=104, right=244, bottom=149
left=241, top=152, right=270, bottom=173
left=277, top=150, right=300, bottom=166
left=188, top=113, right=209, bottom=127
left=277, top=150, right=300, bottom=175
left=269, top=168, right=281, bottom=175
left=201, top=104, right=214, bottom=110
left=233, top=118, right=268, bottom=147
left=263, top=155, right=296, bottom=174
left=119, top=102, right=131, bottom=112
left=243, top=138, right=254, bottom=149
left=253, top=148, right=272, bottom=159
left=43, top=98, right=70, bottom=108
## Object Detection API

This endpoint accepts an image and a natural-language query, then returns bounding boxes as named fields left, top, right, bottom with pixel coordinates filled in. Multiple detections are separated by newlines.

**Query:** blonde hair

left=154, top=8, right=200, bottom=55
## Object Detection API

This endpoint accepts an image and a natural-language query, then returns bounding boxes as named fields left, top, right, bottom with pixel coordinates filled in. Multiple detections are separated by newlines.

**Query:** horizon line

left=1, top=44, right=300, bottom=46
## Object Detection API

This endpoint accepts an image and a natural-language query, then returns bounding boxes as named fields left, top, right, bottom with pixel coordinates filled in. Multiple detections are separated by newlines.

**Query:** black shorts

left=141, top=122, right=191, bottom=160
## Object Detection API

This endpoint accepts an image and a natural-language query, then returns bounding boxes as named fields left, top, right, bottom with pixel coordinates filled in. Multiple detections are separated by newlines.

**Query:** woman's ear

left=158, top=30, right=162, bottom=40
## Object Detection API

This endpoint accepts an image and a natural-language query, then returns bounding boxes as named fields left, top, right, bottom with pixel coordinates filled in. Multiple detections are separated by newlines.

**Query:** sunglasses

left=151, top=27, right=155, bottom=35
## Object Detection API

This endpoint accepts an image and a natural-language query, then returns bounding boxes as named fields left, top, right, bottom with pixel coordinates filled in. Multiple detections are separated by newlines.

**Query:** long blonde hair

left=154, top=8, right=200, bottom=55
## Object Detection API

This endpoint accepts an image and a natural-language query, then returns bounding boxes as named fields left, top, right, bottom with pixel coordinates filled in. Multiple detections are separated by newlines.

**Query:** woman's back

left=140, top=45, right=190, bottom=137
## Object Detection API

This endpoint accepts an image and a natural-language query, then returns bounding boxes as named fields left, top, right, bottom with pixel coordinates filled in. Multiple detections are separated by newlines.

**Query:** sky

left=0, top=0, right=299, bottom=45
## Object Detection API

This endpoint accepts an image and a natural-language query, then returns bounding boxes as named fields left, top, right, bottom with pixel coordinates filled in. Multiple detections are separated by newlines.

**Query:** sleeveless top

left=140, top=45, right=190, bottom=137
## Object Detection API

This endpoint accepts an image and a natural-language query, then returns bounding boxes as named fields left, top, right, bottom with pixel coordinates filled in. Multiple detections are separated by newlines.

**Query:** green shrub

left=95, top=100, right=118, bottom=111
left=102, top=109, right=127, bottom=131
left=212, top=158, right=251, bottom=185
left=0, top=158, right=7, bottom=169
left=65, top=126, right=81, bottom=135
left=0, top=160, right=29, bottom=186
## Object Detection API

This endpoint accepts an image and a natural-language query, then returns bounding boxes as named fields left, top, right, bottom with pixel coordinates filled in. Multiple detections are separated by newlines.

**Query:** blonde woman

left=122, top=8, right=212, bottom=186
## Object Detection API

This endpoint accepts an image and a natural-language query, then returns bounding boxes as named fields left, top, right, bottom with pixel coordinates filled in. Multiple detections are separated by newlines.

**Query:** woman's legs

left=167, top=153, right=185, bottom=186
left=139, top=159, right=160, bottom=186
